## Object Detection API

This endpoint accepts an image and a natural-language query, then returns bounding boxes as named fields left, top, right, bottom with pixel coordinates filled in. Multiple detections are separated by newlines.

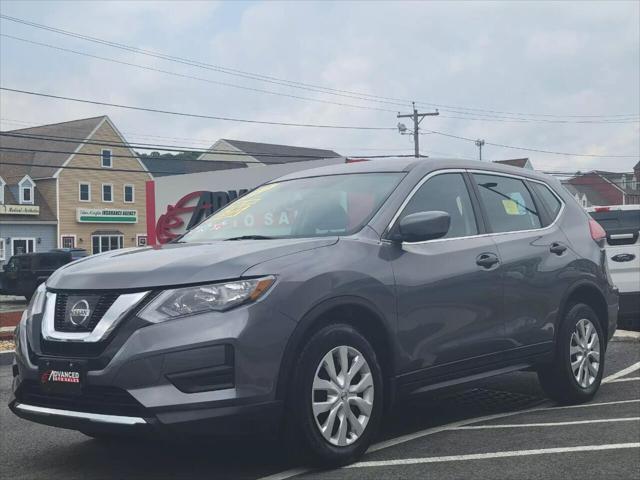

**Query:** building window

left=19, top=175, right=35, bottom=205
left=101, top=149, right=112, bottom=168
left=136, top=234, right=147, bottom=247
left=61, top=236, right=76, bottom=249
left=11, top=238, right=35, bottom=256
left=0, top=176, right=5, bottom=204
left=0, top=238, right=5, bottom=261
left=92, top=235, right=123, bottom=254
left=102, top=184, right=113, bottom=202
left=79, top=183, right=91, bottom=202
left=124, top=184, right=135, bottom=203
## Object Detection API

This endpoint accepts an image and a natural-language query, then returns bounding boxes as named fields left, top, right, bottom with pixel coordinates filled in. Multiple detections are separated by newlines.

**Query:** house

left=196, top=139, right=343, bottom=168
left=565, top=169, right=640, bottom=207
left=0, top=116, right=151, bottom=264
left=493, top=158, right=534, bottom=170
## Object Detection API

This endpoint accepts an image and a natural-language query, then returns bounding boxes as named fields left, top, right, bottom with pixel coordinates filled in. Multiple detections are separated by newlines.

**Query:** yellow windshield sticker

left=213, top=184, right=279, bottom=220
left=502, top=199, right=520, bottom=215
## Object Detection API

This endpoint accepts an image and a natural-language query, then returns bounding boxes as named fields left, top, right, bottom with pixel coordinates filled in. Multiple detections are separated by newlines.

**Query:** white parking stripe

left=607, top=377, right=640, bottom=383
left=452, top=417, right=640, bottom=430
left=602, top=362, right=640, bottom=383
left=256, top=363, right=640, bottom=480
left=347, top=443, right=640, bottom=468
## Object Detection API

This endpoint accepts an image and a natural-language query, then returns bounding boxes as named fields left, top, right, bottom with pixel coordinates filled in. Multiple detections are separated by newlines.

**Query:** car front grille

left=54, top=293, right=120, bottom=333
left=16, top=380, right=149, bottom=417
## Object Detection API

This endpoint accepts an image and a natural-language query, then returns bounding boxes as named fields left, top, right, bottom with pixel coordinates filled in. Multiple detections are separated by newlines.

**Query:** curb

left=0, top=350, right=15, bottom=366
left=612, top=329, right=640, bottom=342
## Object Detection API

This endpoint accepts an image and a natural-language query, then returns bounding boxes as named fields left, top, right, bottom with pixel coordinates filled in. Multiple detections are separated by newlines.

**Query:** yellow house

left=0, top=116, right=151, bottom=257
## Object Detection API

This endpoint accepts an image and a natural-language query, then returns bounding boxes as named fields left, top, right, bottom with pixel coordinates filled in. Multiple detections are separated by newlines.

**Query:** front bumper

left=11, top=299, right=295, bottom=435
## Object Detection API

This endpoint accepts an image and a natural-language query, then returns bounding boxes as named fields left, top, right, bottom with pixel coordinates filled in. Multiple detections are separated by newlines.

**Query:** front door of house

left=12, top=238, right=35, bottom=256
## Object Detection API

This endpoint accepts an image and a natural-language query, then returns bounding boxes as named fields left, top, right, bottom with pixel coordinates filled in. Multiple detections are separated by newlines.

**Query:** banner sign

left=0, top=204, right=40, bottom=215
left=77, top=208, right=137, bottom=223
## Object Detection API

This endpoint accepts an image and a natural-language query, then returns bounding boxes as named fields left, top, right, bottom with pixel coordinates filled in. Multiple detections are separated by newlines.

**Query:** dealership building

left=0, top=116, right=151, bottom=265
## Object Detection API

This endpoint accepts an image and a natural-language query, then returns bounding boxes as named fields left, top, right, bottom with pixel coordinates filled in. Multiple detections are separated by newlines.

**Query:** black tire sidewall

left=292, top=324, right=383, bottom=466
left=556, top=303, right=605, bottom=398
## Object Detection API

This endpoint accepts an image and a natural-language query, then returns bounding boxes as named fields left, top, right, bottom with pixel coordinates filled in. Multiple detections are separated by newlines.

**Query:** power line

left=2, top=14, right=638, bottom=121
left=4, top=34, right=637, bottom=124
left=0, top=87, right=396, bottom=131
left=424, top=129, right=640, bottom=158
left=0, top=34, right=397, bottom=114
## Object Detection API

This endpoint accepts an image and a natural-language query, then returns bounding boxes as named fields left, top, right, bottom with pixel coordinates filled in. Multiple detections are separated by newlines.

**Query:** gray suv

left=10, top=159, right=618, bottom=466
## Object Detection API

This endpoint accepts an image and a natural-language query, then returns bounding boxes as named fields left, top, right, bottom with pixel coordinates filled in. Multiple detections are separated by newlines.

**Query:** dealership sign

left=0, top=204, right=40, bottom=215
left=77, top=208, right=137, bottom=223
left=155, top=190, right=247, bottom=244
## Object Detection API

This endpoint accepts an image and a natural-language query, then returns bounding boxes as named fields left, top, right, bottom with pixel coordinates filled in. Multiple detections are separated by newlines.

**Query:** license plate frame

left=38, top=359, right=85, bottom=395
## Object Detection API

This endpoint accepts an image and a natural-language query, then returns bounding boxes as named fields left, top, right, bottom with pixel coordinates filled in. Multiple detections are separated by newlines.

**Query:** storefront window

left=92, top=235, right=123, bottom=254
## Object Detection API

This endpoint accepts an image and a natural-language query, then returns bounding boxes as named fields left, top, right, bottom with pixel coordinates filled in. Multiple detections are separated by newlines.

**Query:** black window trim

left=384, top=168, right=566, bottom=244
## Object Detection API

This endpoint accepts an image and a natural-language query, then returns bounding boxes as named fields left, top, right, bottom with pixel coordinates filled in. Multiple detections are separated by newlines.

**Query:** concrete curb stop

left=612, top=329, right=640, bottom=342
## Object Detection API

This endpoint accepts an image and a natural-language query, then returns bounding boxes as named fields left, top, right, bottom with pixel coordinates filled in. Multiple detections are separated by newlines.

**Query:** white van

left=588, top=205, right=640, bottom=328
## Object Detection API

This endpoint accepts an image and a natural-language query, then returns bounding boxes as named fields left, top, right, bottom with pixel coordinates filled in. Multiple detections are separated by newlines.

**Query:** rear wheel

left=538, top=303, right=605, bottom=404
left=286, top=324, right=383, bottom=466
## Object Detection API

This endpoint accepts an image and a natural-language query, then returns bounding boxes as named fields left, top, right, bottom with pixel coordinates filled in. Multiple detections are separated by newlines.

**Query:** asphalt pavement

left=0, top=339, right=638, bottom=480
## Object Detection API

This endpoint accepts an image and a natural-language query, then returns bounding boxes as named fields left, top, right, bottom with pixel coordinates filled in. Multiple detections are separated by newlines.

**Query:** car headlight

left=139, top=276, right=275, bottom=323
left=24, top=283, right=46, bottom=322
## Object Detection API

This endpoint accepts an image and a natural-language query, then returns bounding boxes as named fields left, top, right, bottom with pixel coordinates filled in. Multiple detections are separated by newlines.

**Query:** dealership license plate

left=38, top=359, right=85, bottom=395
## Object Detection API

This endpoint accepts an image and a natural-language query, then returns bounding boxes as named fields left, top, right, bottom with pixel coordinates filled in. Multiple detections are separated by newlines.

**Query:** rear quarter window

left=530, top=182, right=563, bottom=224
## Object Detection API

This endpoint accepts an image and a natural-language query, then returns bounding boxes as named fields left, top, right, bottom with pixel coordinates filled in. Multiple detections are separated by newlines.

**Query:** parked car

left=49, top=248, right=89, bottom=261
left=588, top=205, right=640, bottom=329
left=10, top=159, right=617, bottom=466
left=0, top=251, right=80, bottom=300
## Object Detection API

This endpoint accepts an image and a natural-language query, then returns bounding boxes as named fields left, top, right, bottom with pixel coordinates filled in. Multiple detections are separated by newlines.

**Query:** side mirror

left=393, top=211, right=451, bottom=243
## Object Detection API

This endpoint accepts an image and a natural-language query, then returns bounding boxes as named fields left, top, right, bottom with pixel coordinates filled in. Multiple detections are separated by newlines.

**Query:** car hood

left=46, top=238, right=338, bottom=291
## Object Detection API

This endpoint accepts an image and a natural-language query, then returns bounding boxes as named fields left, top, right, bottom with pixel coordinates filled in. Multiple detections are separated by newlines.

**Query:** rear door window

left=473, top=173, right=542, bottom=233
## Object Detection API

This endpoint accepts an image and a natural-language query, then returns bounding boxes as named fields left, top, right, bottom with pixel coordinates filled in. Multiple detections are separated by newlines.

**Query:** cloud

left=1, top=0, right=638, bottom=172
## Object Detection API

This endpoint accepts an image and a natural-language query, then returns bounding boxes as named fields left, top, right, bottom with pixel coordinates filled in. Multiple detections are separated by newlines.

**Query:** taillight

left=589, top=218, right=606, bottom=242
left=594, top=206, right=610, bottom=212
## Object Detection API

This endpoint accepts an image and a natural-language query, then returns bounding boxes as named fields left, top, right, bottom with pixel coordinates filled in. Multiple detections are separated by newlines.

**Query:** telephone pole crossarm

left=397, top=102, right=439, bottom=158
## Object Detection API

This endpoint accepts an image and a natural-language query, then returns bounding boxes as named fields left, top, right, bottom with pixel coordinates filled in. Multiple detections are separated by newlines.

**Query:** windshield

left=181, top=173, right=404, bottom=242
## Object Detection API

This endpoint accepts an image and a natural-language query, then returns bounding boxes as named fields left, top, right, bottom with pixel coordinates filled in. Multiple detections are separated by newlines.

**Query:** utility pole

left=397, top=102, right=439, bottom=158
left=475, top=139, right=485, bottom=161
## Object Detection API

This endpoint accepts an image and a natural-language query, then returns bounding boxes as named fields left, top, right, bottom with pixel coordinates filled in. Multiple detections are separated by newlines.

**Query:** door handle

left=476, top=253, right=500, bottom=269
left=550, top=242, right=567, bottom=255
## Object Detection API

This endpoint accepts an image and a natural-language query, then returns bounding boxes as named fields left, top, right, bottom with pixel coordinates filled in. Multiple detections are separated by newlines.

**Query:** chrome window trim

left=384, top=168, right=566, bottom=246
left=41, top=290, right=149, bottom=343
left=15, top=403, right=147, bottom=425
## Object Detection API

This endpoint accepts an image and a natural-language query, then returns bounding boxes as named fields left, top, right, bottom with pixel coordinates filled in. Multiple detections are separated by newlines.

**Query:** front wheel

left=287, top=324, right=383, bottom=466
left=537, top=303, right=605, bottom=404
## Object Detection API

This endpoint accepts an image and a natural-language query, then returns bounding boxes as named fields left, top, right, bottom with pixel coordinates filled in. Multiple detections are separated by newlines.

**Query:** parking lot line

left=602, top=361, right=640, bottom=383
left=451, top=416, right=640, bottom=430
left=346, top=443, right=640, bottom=468
left=257, top=365, right=640, bottom=480
left=607, top=376, right=640, bottom=383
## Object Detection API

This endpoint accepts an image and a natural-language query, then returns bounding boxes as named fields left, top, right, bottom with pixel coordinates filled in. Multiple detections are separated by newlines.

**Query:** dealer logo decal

left=41, top=370, right=80, bottom=384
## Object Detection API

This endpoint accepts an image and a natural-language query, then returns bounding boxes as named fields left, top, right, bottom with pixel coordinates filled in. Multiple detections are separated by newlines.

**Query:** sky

left=0, top=0, right=638, bottom=173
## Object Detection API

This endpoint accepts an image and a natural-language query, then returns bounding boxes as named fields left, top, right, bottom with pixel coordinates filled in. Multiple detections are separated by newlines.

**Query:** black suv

left=1, top=250, right=82, bottom=299
left=10, top=159, right=617, bottom=466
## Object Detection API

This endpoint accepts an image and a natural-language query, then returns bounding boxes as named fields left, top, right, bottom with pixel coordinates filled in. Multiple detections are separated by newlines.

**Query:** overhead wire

left=2, top=14, right=638, bottom=121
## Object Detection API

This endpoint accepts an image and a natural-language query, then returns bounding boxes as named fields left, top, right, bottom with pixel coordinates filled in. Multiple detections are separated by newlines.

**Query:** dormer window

left=19, top=175, right=35, bottom=205
left=101, top=149, right=113, bottom=168
left=620, top=175, right=627, bottom=189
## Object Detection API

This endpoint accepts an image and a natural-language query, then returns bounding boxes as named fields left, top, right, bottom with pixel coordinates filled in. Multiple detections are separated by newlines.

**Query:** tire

left=537, top=303, right=605, bottom=405
left=285, top=323, right=384, bottom=467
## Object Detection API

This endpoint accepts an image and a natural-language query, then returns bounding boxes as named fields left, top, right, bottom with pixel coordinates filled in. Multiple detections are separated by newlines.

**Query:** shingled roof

left=216, top=139, right=342, bottom=165
left=0, top=116, right=105, bottom=182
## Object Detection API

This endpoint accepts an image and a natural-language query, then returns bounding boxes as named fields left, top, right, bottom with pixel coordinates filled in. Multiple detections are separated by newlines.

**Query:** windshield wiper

left=224, top=235, right=274, bottom=241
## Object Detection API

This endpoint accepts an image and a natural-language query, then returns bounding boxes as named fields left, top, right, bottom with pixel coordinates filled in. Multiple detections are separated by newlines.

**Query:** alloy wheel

left=311, top=345, right=374, bottom=447
left=570, top=318, right=601, bottom=388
